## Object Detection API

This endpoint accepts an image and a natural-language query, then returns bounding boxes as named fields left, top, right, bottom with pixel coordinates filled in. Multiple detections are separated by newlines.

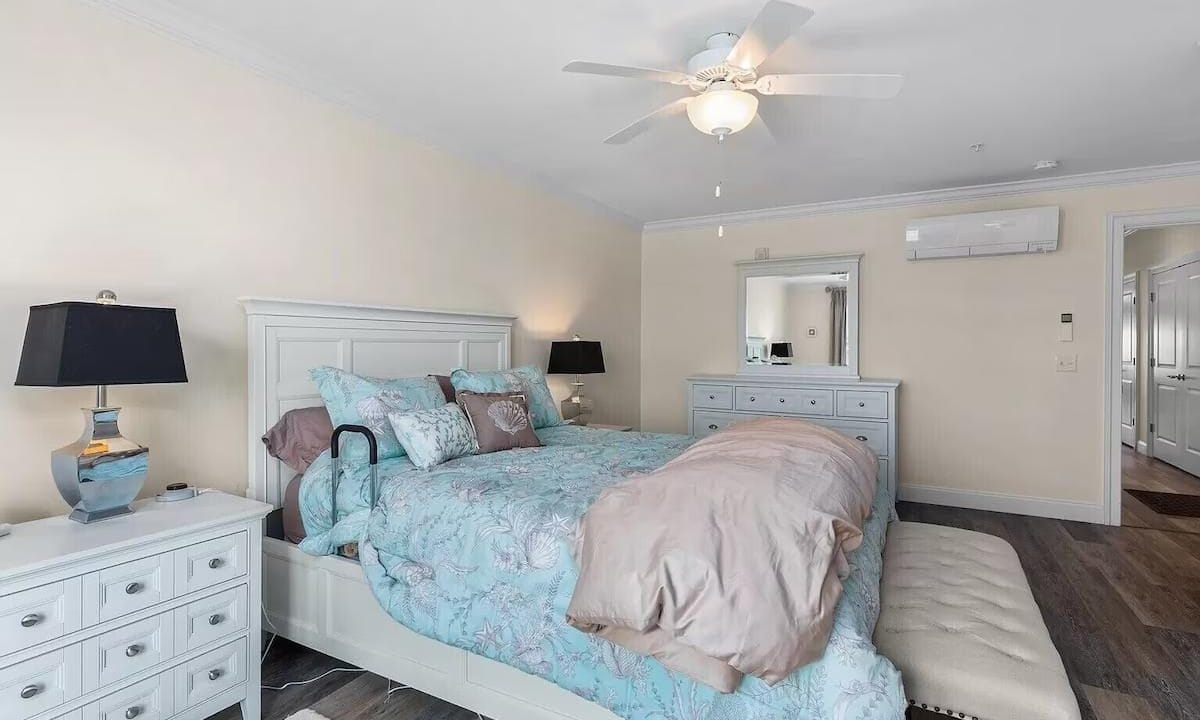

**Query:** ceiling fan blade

left=726, top=1, right=815, bottom=71
left=603, top=97, right=693, bottom=144
left=756, top=73, right=905, bottom=98
left=562, top=61, right=692, bottom=85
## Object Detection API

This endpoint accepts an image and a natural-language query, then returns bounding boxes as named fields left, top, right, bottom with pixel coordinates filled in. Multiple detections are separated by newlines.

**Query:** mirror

left=737, top=254, right=861, bottom=377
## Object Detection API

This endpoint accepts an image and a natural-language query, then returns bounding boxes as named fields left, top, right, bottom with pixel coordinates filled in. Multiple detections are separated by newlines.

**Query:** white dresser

left=687, top=375, right=900, bottom=495
left=0, top=492, right=271, bottom=720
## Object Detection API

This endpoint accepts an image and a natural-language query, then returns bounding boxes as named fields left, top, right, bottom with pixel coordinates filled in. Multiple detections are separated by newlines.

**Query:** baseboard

left=898, top=484, right=1106, bottom=524
left=1136, top=440, right=1150, bottom=456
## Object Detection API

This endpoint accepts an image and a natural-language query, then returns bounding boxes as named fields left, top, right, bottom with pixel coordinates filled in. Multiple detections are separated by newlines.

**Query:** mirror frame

left=736, top=253, right=862, bottom=379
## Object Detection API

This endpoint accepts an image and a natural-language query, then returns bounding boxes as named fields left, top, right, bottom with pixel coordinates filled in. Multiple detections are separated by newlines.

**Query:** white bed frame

left=241, top=297, right=616, bottom=720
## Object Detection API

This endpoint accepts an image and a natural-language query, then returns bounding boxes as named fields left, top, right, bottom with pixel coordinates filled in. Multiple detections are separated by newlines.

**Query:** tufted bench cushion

left=874, top=522, right=1081, bottom=720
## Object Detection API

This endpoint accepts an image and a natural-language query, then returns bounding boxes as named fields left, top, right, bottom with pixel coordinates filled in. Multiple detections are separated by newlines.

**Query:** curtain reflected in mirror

left=745, top=273, right=849, bottom=368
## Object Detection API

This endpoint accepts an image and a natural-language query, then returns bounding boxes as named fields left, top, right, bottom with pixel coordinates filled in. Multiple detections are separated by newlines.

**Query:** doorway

left=1114, top=220, right=1200, bottom=532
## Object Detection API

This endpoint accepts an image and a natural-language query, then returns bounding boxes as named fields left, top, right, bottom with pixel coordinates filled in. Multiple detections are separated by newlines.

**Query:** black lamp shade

left=15, top=302, right=188, bottom=387
left=547, top=340, right=605, bottom=375
left=770, top=342, right=793, bottom=358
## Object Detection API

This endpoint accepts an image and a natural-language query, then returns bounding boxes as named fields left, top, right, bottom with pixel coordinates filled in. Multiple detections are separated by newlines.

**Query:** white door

left=1152, top=262, right=1200, bottom=476
left=1121, top=276, right=1137, bottom=446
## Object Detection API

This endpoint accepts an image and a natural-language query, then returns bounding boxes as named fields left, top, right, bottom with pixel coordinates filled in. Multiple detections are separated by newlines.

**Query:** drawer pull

left=208, top=613, right=224, bottom=626
left=855, top=435, right=869, bottom=442
left=749, top=396, right=756, bottom=402
left=208, top=669, right=223, bottom=681
left=125, top=581, right=143, bottom=595
left=707, top=424, right=718, bottom=430
left=125, top=707, right=142, bottom=720
left=19, top=612, right=41, bottom=628
left=125, top=643, right=143, bottom=657
left=858, top=401, right=866, bottom=407
left=20, top=684, right=41, bottom=700
left=207, top=558, right=224, bottom=569
left=809, top=399, right=816, bottom=405
left=708, top=394, right=715, bottom=400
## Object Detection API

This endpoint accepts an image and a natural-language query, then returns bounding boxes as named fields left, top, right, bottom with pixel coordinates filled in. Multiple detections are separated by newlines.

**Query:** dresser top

left=0, top=492, right=271, bottom=582
left=688, top=374, right=900, bottom=389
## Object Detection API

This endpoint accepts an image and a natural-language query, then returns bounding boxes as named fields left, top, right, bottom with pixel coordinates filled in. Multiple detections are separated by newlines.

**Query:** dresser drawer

left=693, top=411, right=741, bottom=438
left=0, top=579, right=83, bottom=656
left=836, top=390, right=889, bottom=419
left=0, top=644, right=82, bottom=720
left=174, top=532, right=247, bottom=596
left=735, top=387, right=833, bottom=416
left=176, top=586, right=247, bottom=653
left=90, top=612, right=174, bottom=689
left=91, top=672, right=174, bottom=720
left=692, top=384, right=734, bottom=410
left=91, top=555, right=174, bottom=623
left=822, top=420, right=889, bottom=457
left=174, top=638, right=246, bottom=711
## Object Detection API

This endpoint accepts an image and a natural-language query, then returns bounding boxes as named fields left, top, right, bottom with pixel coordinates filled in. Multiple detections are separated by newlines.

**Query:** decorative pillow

left=429, top=374, right=456, bottom=403
left=450, top=366, right=564, bottom=429
left=387, top=403, right=476, bottom=470
left=261, top=405, right=333, bottom=473
left=457, top=391, right=542, bottom=453
left=309, top=367, right=446, bottom=460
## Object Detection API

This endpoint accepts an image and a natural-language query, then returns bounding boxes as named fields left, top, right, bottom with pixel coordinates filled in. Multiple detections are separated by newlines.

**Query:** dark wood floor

left=1122, top=446, right=1200, bottom=534
left=211, top=502, right=1200, bottom=720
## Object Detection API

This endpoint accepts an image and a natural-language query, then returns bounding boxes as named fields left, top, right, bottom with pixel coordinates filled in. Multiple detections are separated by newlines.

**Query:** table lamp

left=547, top=335, right=605, bottom=426
left=14, top=292, right=187, bottom=522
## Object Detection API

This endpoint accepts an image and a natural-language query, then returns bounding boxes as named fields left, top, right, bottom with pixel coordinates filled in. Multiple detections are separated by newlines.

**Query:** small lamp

left=547, top=335, right=605, bottom=426
left=770, top=342, right=793, bottom=365
left=15, top=292, right=187, bottom=523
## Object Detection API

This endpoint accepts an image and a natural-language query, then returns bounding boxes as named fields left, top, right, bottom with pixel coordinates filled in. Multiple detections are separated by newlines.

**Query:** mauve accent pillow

left=457, top=391, right=542, bottom=453
left=262, top=406, right=333, bottom=473
left=430, top=374, right=456, bottom=404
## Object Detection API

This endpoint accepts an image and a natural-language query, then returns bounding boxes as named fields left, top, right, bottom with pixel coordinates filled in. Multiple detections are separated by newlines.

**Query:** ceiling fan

left=563, top=0, right=904, bottom=144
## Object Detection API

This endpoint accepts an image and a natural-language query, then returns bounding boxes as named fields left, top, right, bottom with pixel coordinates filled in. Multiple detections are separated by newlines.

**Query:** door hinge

left=1132, top=418, right=1136, bottom=426
left=1150, top=423, right=1155, bottom=433
left=1151, top=292, right=1156, bottom=302
left=1151, top=358, right=1157, bottom=367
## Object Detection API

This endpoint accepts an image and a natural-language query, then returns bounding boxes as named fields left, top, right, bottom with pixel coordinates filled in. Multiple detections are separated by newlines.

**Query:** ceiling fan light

left=686, top=85, right=759, bottom=137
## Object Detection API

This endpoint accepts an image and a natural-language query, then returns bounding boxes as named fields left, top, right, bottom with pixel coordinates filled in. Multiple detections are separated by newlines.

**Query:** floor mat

left=1126, top=489, right=1200, bottom=518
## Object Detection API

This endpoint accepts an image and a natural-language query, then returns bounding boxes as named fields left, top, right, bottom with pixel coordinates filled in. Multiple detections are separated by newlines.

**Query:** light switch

left=1056, top=354, right=1077, bottom=372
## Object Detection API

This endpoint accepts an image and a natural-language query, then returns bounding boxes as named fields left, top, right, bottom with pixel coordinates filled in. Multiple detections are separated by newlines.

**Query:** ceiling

left=103, top=0, right=1200, bottom=224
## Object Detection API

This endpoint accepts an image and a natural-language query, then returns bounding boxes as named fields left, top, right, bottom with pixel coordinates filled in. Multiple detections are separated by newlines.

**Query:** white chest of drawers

left=687, top=375, right=900, bottom=495
left=0, top=493, right=271, bottom=720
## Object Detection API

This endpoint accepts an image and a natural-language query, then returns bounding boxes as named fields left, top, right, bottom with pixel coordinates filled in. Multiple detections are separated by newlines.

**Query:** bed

left=243, top=298, right=905, bottom=720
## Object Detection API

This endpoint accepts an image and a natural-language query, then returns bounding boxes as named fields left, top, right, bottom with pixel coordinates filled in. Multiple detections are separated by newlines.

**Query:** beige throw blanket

left=566, top=417, right=877, bottom=693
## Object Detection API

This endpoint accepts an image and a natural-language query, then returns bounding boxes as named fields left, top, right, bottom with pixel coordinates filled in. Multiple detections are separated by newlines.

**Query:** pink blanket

left=566, top=417, right=877, bottom=692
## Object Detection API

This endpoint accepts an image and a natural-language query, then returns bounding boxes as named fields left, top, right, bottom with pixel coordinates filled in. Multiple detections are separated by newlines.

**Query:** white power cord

left=260, top=666, right=365, bottom=692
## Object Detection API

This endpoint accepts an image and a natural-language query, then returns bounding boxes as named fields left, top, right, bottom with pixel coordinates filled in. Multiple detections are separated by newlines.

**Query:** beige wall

left=786, top=284, right=834, bottom=365
left=1123, top=224, right=1200, bottom=446
left=0, top=0, right=642, bottom=522
left=642, top=178, right=1200, bottom=507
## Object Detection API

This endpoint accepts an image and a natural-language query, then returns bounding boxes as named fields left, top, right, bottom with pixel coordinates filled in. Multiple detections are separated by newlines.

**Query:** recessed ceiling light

left=969, top=143, right=985, bottom=153
left=1034, top=160, right=1060, bottom=171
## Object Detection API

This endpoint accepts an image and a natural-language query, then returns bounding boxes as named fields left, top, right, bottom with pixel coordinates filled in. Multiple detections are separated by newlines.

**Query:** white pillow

left=386, top=403, right=477, bottom=470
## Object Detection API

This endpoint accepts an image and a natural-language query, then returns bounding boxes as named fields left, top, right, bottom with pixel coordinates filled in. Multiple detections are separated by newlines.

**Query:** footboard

left=261, top=537, right=616, bottom=720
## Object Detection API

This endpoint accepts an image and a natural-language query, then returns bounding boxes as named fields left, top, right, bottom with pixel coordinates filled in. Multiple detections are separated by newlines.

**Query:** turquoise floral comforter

left=298, top=425, right=905, bottom=720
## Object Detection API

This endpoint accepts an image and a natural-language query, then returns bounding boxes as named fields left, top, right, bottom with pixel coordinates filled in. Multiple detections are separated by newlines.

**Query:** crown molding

left=83, top=0, right=644, bottom=231
left=643, top=160, right=1200, bottom=234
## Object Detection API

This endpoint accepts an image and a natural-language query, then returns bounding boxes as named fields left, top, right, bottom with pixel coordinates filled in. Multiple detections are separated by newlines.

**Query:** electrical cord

left=260, top=666, right=365, bottom=692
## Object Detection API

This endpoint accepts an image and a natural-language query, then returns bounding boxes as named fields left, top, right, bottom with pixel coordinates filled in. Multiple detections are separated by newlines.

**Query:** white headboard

left=240, top=297, right=515, bottom=507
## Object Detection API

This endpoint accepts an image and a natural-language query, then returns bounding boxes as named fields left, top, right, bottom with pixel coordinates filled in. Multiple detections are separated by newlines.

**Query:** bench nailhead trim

left=907, top=697, right=978, bottom=720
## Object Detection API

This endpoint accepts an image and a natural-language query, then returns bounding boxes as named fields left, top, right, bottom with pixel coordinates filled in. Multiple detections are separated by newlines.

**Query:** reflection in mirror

left=745, top=273, right=849, bottom=367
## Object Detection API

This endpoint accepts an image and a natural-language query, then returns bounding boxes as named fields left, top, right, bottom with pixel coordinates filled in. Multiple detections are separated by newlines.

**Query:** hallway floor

left=1122, top=445, right=1200, bottom=534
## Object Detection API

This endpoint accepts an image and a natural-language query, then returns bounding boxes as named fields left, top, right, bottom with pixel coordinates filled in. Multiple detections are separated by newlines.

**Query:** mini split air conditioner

left=904, top=206, right=1060, bottom=260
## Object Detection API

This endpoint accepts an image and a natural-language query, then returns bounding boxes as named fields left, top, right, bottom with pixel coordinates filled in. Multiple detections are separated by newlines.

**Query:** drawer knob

left=858, top=401, right=866, bottom=408
left=208, top=613, right=224, bottom=626
left=707, top=424, right=718, bottom=430
left=708, top=394, right=715, bottom=400
left=778, top=398, right=785, bottom=404
left=125, top=707, right=142, bottom=720
left=208, top=669, right=223, bottom=681
left=20, top=684, right=41, bottom=700
left=809, top=399, right=816, bottom=405
left=20, top=613, right=41, bottom=628
left=125, top=582, right=142, bottom=595
left=208, top=557, right=224, bottom=569
left=749, top=396, right=756, bottom=402
left=125, top=643, right=142, bottom=657
left=855, top=435, right=869, bottom=442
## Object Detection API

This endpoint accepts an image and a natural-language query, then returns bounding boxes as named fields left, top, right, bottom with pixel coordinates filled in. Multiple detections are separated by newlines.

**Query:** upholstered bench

left=874, top=522, right=1081, bottom=720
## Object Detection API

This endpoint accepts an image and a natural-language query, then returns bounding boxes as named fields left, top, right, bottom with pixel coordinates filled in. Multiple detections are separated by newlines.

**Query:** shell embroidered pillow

left=386, top=403, right=477, bottom=470
left=310, top=367, right=446, bottom=461
left=457, top=392, right=542, bottom=453
left=449, top=366, right=563, bottom=429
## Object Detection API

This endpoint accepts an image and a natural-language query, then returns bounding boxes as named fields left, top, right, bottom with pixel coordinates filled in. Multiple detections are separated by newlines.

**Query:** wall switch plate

left=1056, top=354, right=1078, bottom=372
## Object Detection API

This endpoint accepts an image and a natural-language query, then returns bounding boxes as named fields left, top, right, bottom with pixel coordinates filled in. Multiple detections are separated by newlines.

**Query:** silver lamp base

left=51, top=407, right=148, bottom=524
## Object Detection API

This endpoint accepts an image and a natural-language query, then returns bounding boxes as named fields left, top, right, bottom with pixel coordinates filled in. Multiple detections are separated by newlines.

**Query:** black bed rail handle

left=329, top=424, right=381, bottom=526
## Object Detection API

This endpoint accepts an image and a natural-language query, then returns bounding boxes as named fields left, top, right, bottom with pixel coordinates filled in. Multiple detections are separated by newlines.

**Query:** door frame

left=1105, top=207, right=1200, bottom=525
left=1121, top=272, right=1136, bottom=449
